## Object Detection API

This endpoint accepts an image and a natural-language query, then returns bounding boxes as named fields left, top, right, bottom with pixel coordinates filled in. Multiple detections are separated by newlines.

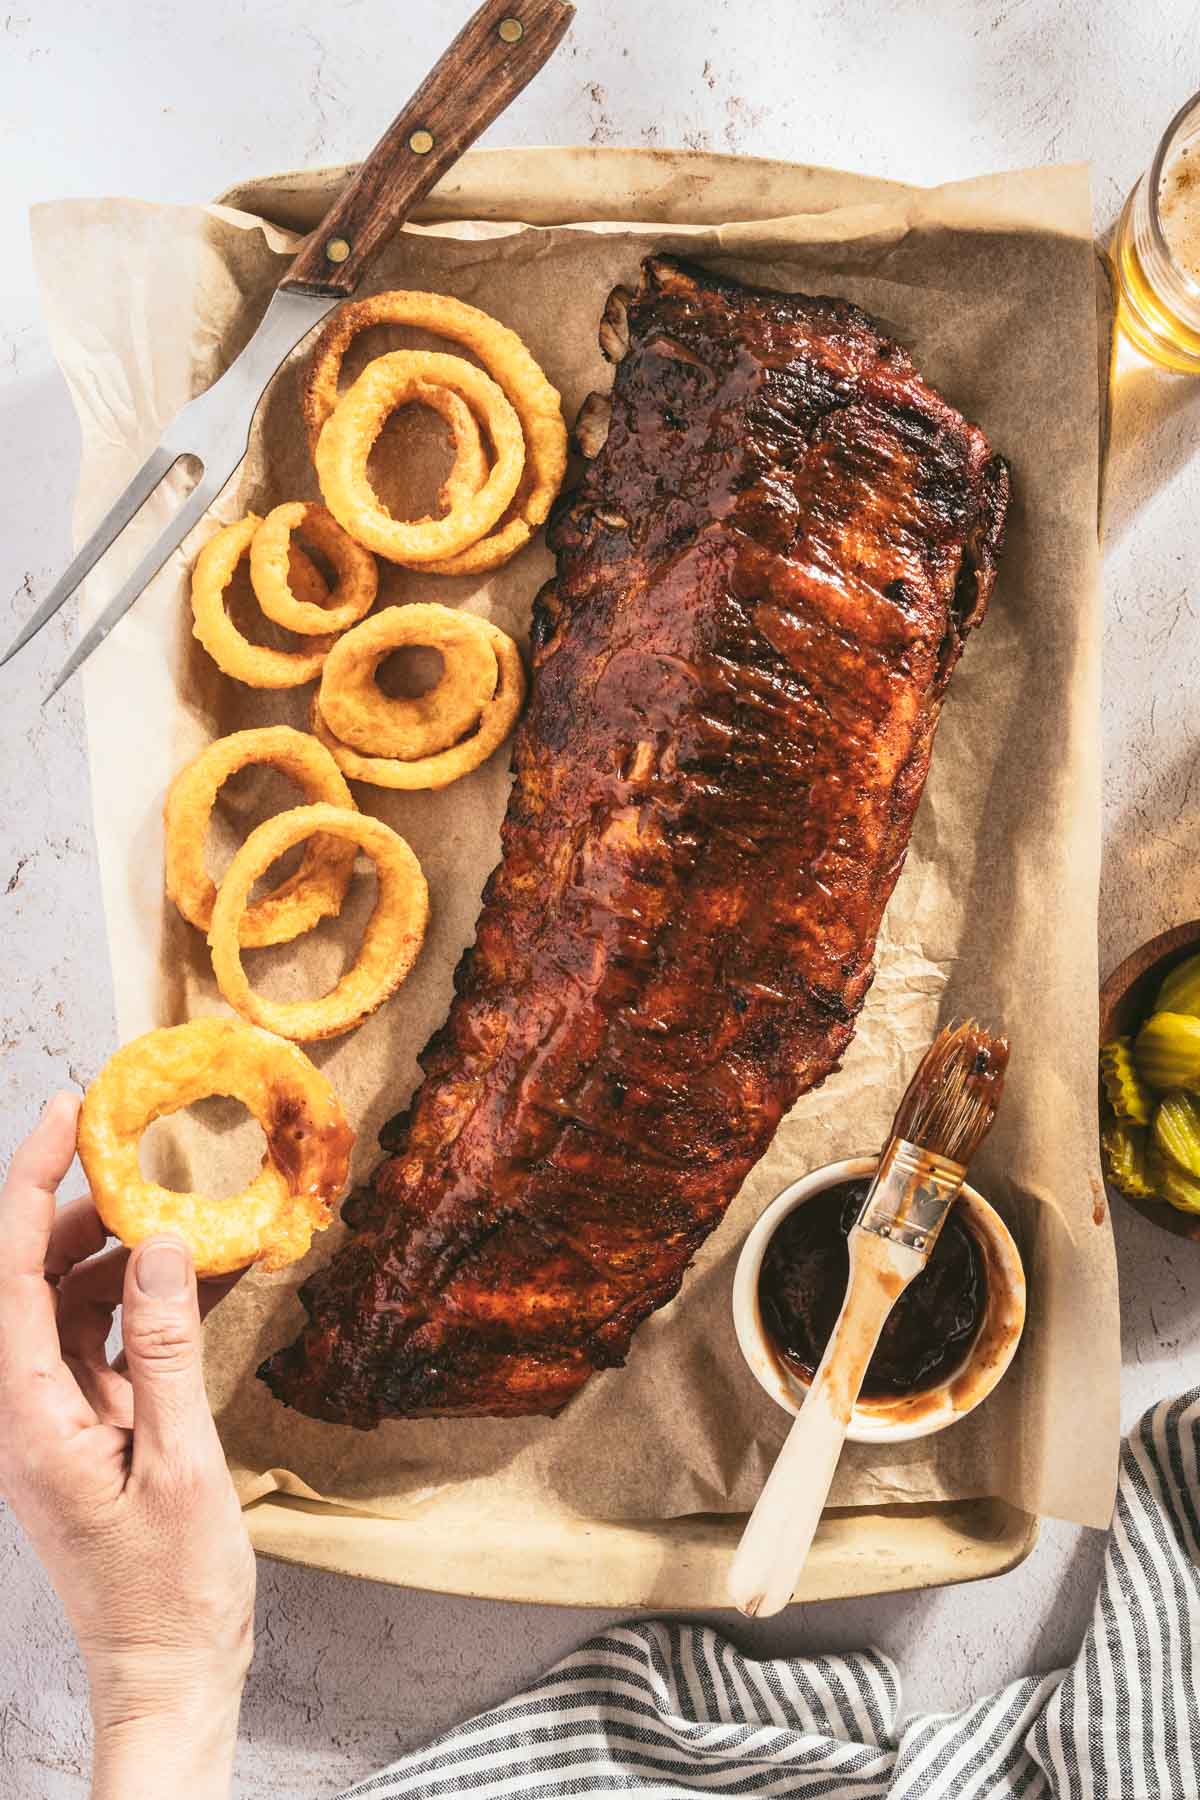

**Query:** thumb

left=122, top=1236, right=216, bottom=1474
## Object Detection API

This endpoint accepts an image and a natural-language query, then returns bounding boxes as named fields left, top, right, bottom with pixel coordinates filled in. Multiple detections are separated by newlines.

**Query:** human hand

left=0, top=1091, right=255, bottom=1800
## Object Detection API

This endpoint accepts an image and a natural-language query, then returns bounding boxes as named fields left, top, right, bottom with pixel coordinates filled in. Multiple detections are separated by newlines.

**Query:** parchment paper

left=31, top=155, right=1119, bottom=1532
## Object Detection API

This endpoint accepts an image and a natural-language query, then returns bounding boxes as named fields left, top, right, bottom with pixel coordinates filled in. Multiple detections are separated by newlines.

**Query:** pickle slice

left=1156, top=952, right=1200, bottom=1020
left=1134, top=1011, right=1200, bottom=1093
left=1099, top=1037, right=1154, bottom=1125
left=1152, top=1092, right=1200, bottom=1178
left=1148, top=1147, right=1200, bottom=1216
left=1101, top=1118, right=1156, bottom=1200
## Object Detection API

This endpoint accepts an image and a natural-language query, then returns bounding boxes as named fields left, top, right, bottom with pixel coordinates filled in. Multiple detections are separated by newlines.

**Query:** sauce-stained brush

left=729, top=1020, right=1010, bottom=1618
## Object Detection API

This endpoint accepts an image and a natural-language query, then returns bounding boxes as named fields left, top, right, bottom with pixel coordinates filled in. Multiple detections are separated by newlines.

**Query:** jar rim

left=1147, top=87, right=1200, bottom=303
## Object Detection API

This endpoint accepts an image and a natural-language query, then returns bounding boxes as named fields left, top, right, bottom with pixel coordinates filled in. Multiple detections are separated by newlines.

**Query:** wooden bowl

left=1099, top=919, right=1200, bottom=1241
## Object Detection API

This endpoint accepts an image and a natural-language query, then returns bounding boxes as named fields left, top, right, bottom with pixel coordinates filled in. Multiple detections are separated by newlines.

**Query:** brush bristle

left=890, top=1021, right=1009, bottom=1167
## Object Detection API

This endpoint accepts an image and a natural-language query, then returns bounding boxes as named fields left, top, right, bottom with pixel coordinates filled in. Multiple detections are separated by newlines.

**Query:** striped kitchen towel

left=337, top=1391, right=1200, bottom=1798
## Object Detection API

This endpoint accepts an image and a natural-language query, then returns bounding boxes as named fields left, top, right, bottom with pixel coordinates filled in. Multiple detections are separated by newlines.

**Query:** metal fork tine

left=42, top=474, right=221, bottom=703
left=9, top=288, right=336, bottom=689
left=1, top=442, right=179, bottom=669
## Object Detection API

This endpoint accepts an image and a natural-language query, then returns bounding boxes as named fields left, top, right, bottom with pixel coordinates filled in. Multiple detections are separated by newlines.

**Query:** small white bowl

left=732, top=1156, right=1027, bottom=1444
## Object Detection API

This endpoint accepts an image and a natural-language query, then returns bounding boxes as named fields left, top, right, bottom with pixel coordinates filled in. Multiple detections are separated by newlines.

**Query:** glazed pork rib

left=260, top=255, right=1008, bottom=1425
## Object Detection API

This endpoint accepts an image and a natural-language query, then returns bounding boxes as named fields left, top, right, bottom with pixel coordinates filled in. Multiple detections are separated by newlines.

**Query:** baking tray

left=212, top=145, right=1107, bottom=1607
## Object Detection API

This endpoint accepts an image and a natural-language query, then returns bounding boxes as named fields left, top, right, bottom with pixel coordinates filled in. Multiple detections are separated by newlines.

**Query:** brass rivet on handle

left=498, top=16, right=524, bottom=41
left=325, top=237, right=351, bottom=264
left=409, top=128, right=435, bottom=155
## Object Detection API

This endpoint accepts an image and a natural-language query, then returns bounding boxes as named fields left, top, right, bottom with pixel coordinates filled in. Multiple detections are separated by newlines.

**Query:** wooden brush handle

left=729, top=1230, right=923, bottom=1618
left=281, top=0, right=573, bottom=298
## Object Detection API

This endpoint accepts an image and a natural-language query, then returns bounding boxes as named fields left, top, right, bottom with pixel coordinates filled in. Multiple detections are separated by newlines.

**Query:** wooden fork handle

left=281, top=0, right=573, bottom=298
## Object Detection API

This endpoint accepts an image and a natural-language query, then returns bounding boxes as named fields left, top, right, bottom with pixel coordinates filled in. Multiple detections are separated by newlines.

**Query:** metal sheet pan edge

left=220, top=144, right=1046, bottom=1609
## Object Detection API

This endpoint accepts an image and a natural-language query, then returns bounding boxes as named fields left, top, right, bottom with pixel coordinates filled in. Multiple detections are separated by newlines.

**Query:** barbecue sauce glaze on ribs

left=259, top=255, right=1009, bottom=1425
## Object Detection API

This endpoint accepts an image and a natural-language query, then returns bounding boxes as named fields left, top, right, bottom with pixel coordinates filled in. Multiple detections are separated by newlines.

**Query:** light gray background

left=3, top=1, right=1200, bottom=1794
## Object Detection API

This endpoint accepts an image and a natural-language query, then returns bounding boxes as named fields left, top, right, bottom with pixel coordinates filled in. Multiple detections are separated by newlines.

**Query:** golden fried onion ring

left=210, top=804, right=430, bottom=1042
left=310, top=620, right=527, bottom=790
left=306, top=374, right=490, bottom=520
left=164, top=726, right=358, bottom=947
left=423, top=463, right=540, bottom=579
left=78, top=1018, right=354, bottom=1278
left=317, top=604, right=500, bottom=760
left=422, top=381, right=492, bottom=514
left=314, top=351, right=524, bottom=566
left=249, top=502, right=378, bottom=637
left=303, top=290, right=567, bottom=574
left=191, top=514, right=335, bottom=687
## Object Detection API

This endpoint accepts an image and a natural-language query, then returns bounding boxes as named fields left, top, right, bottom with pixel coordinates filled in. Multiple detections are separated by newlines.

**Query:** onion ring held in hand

left=249, top=502, right=378, bottom=636
left=314, top=351, right=524, bottom=566
left=191, top=514, right=335, bottom=687
left=317, top=604, right=500, bottom=760
left=303, top=291, right=567, bottom=573
left=210, top=804, right=430, bottom=1042
left=78, top=1018, right=354, bottom=1278
left=164, top=726, right=358, bottom=947
left=310, top=621, right=527, bottom=791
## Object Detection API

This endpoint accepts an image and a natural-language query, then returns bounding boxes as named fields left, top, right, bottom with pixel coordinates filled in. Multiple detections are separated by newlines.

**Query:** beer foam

left=1160, top=147, right=1200, bottom=283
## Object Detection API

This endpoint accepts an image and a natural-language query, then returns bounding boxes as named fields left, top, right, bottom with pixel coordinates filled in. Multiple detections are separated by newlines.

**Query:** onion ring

left=249, top=502, right=378, bottom=636
left=305, top=375, right=489, bottom=519
left=317, top=604, right=500, bottom=760
left=210, top=804, right=430, bottom=1042
left=164, top=726, right=358, bottom=947
left=77, top=1018, right=354, bottom=1278
left=191, top=514, right=335, bottom=687
left=314, top=351, right=524, bottom=566
left=421, top=463, right=540, bottom=579
left=303, top=290, right=567, bottom=573
left=310, top=622, right=527, bottom=790
left=422, top=381, right=492, bottom=514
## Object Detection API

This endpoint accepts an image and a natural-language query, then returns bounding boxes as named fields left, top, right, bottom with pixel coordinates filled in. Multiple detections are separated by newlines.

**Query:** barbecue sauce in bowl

left=757, top=1178, right=986, bottom=1399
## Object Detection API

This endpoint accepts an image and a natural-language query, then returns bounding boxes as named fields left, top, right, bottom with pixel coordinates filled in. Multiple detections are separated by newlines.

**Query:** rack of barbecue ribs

left=259, top=254, right=1009, bottom=1426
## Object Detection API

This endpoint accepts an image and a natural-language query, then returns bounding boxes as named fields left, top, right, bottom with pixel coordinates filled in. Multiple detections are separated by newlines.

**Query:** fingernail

left=135, top=1241, right=190, bottom=1298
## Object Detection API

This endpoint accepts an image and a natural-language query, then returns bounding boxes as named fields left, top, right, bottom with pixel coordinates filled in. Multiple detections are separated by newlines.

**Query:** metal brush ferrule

left=855, top=1138, right=967, bottom=1256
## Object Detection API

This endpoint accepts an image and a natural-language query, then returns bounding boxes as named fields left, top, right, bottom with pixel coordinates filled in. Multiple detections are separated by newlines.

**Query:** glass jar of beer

left=1113, top=90, right=1200, bottom=373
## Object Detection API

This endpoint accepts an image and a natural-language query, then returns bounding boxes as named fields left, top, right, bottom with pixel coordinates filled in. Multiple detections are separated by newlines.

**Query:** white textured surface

left=3, top=2, right=1200, bottom=1794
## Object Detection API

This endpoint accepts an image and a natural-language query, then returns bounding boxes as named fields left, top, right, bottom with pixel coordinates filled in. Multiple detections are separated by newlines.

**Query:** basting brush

left=728, top=1020, right=1010, bottom=1618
